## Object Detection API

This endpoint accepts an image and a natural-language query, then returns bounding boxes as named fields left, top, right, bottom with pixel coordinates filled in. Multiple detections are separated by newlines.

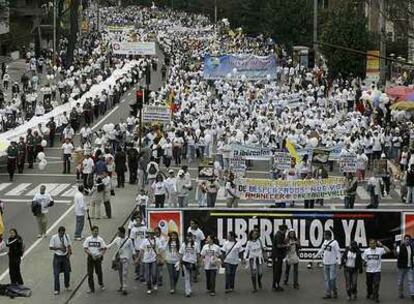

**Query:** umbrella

left=386, top=86, right=414, bottom=101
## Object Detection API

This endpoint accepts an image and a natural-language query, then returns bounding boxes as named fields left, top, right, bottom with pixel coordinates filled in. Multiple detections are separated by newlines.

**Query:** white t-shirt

left=130, top=225, right=147, bottom=250
left=82, top=158, right=94, bottom=174
left=201, top=243, right=221, bottom=270
left=140, top=238, right=161, bottom=263
left=62, top=143, right=74, bottom=155
left=179, top=241, right=200, bottom=264
left=33, top=192, right=53, bottom=214
left=187, top=227, right=205, bottom=249
left=49, top=233, right=71, bottom=256
left=165, top=240, right=180, bottom=263
left=74, top=190, right=87, bottom=216
left=83, top=236, right=106, bottom=257
left=345, top=251, right=356, bottom=268
left=362, top=247, right=386, bottom=273
left=221, top=240, right=243, bottom=265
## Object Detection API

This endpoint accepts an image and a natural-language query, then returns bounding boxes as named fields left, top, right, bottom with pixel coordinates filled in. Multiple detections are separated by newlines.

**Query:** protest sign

left=339, top=153, right=358, bottom=173
left=312, top=148, right=330, bottom=164
left=143, top=105, right=170, bottom=123
left=230, top=144, right=273, bottom=160
left=274, top=152, right=293, bottom=170
left=112, top=41, right=156, bottom=56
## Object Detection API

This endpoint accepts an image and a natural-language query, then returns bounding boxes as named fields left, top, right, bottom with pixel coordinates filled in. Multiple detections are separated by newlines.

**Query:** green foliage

left=320, top=1, right=370, bottom=78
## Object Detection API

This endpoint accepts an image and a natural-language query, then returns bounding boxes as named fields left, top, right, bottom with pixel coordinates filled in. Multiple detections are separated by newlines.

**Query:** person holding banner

left=315, top=230, right=341, bottom=299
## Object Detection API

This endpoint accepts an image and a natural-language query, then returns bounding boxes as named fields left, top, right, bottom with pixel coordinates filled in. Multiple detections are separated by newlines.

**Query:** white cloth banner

left=112, top=42, right=156, bottom=56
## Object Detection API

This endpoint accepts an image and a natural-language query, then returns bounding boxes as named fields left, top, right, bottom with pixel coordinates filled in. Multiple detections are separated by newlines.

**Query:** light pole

left=313, top=0, right=318, bottom=59
left=53, top=0, right=56, bottom=65
left=214, top=0, right=217, bottom=24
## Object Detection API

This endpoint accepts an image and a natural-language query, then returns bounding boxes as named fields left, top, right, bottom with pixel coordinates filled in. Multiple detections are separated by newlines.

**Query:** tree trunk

left=66, top=0, right=80, bottom=68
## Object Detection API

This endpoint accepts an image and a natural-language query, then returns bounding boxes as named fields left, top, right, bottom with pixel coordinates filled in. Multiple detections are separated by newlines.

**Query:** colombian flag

left=286, top=139, right=301, bottom=164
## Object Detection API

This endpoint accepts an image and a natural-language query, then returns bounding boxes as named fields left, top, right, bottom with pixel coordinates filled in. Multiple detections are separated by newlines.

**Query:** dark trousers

left=205, top=269, right=217, bottom=292
left=104, top=200, right=112, bottom=218
left=87, top=256, right=103, bottom=292
left=345, top=195, right=356, bottom=209
left=224, top=263, right=238, bottom=290
left=304, top=200, right=314, bottom=208
left=155, top=194, right=165, bottom=208
left=17, top=156, right=25, bottom=173
left=7, top=158, right=16, bottom=180
left=9, top=257, right=24, bottom=285
left=207, top=192, right=217, bottom=207
left=272, top=257, right=284, bottom=287
left=116, top=170, right=125, bottom=187
left=63, top=154, right=71, bottom=173
left=166, top=263, right=179, bottom=290
left=366, top=272, right=381, bottom=300
left=83, top=173, right=93, bottom=191
left=344, top=267, right=358, bottom=296
left=53, top=255, right=70, bottom=292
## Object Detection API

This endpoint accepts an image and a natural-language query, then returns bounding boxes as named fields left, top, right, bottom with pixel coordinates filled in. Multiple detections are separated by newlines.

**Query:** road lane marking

left=5, top=183, right=31, bottom=196
left=26, top=183, right=61, bottom=196
left=5, top=199, right=71, bottom=204
left=0, top=183, right=12, bottom=192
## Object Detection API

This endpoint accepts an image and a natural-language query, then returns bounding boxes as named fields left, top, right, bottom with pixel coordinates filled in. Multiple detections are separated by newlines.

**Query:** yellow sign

left=366, top=50, right=380, bottom=80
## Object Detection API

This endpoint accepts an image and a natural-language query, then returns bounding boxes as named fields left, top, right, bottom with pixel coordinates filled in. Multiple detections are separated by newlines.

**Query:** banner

left=366, top=50, right=380, bottom=82
left=274, top=152, right=293, bottom=170
left=143, top=105, right=170, bottom=123
left=112, top=41, right=156, bottom=56
left=339, top=153, right=358, bottom=173
left=203, top=54, right=277, bottom=80
left=178, top=209, right=402, bottom=259
left=238, top=177, right=346, bottom=201
left=107, top=25, right=135, bottom=32
left=229, top=157, right=246, bottom=178
left=148, top=210, right=182, bottom=240
left=312, top=148, right=330, bottom=164
left=373, top=159, right=388, bottom=177
left=230, top=144, right=273, bottom=160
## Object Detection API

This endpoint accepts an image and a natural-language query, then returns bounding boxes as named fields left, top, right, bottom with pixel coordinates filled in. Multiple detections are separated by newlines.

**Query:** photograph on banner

left=372, top=159, right=388, bottom=177
left=273, top=152, right=293, bottom=170
left=148, top=210, right=182, bottom=239
left=203, top=54, right=278, bottom=80
left=339, top=153, right=358, bottom=173
left=311, top=148, right=330, bottom=164
left=181, top=209, right=400, bottom=259
left=230, top=143, right=273, bottom=160
left=142, top=105, right=171, bottom=123
left=238, top=177, right=346, bottom=201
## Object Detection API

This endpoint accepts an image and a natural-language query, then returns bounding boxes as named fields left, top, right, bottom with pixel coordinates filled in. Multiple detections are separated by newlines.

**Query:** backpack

left=148, top=163, right=157, bottom=175
left=31, top=200, right=41, bottom=216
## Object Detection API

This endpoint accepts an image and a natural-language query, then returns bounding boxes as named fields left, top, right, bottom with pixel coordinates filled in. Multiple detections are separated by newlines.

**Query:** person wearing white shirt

left=139, top=230, right=161, bottom=294
left=49, top=226, right=72, bottom=295
left=245, top=229, right=266, bottom=292
left=107, top=227, right=137, bottom=295
left=221, top=232, right=243, bottom=292
left=165, top=231, right=180, bottom=294
left=362, top=239, right=390, bottom=302
left=82, top=154, right=94, bottom=191
left=165, top=170, right=177, bottom=207
left=151, top=174, right=169, bottom=208
left=32, top=185, right=54, bottom=238
left=83, top=226, right=107, bottom=293
left=314, top=231, right=341, bottom=299
left=130, top=215, right=147, bottom=281
left=200, top=235, right=221, bottom=296
left=62, top=138, right=74, bottom=174
left=179, top=232, right=201, bottom=297
left=74, top=185, right=87, bottom=240
left=62, top=125, right=75, bottom=140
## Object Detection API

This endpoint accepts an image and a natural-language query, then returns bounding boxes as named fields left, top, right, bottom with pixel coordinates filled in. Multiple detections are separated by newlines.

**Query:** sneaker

left=65, top=287, right=72, bottom=292
left=147, top=290, right=152, bottom=295
left=185, top=293, right=191, bottom=297
left=100, top=285, right=105, bottom=291
left=170, top=289, right=175, bottom=294
left=210, top=292, right=215, bottom=296
left=346, top=296, right=351, bottom=301
left=87, top=290, right=94, bottom=294
left=153, top=285, right=158, bottom=291
left=322, top=295, right=332, bottom=299
left=74, top=237, right=83, bottom=241
left=54, top=291, right=59, bottom=295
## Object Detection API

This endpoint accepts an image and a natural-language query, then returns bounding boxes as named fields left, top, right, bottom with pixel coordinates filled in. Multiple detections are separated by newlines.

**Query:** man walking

left=395, top=235, right=414, bottom=299
left=362, top=239, right=390, bottom=302
left=83, top=226, right=107, bottom=293
left=62, top=138, right=74, bottom=174
left=49, top=226, right=72, bottom=295
left=315, top=230, right=341, bottom=299
left=74, top=185, right=87, bottom=241
left=6, top=141, right=19, bottom=181
left=32, top=185, right=54, bottom=238
left=272, top=224, right=288, bottom=291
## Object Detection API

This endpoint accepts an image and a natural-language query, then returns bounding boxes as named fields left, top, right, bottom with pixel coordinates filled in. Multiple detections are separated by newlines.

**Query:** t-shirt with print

left=221, top=240, right=243, bottom=265
left=362, top=247, right=386, bottom=273
left=179, top=242, right=200, bottom=264
left=201, top=243, right=221, bottom=270
left=140, top=238, right=161, bottom=263
left=83, top=236, right=106, bottom=257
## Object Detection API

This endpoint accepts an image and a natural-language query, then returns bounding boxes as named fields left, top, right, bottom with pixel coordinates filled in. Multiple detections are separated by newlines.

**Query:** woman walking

left=284, top=229, right=300, bottom=289
left=139, top=229, right=159, bottom=295
left=151, top=174, right=168, bottom=208
left=179, top=232, right=200, bottom=297
left=0, top=229, right=25, bottom=285
left=221, top=231, right=243, bottom=293
left=165, top=231, right=180, bottom=294
left=341, top=241, right=363, bottom=301
left=200, top=235, right=221, bottom=296
left=245, top=229, right=266, bottom=293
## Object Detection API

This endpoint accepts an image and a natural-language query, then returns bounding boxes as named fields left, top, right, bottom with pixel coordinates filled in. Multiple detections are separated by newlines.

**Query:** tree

left=320, top=1, right=370, bottom=78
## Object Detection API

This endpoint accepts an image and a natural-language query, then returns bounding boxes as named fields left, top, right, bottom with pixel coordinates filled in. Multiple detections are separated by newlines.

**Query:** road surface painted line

left=5, top=183, right=31, bottom=196
left=0, top=183, right=12, bottom=192
left=26, top=183, right=61, bottom=196
left=4, top=199, right=71, bottom=204
left=0, top=204, right=75, bottom=282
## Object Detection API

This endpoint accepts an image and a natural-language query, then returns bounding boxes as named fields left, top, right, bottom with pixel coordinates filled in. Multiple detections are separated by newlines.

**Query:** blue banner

left=203, top=54, right=277, bottom=80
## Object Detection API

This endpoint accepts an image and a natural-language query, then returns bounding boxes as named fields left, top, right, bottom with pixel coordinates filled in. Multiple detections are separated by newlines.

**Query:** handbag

left=110, top=189, right=115, bottom=196
left=112, top=237, right=129, bottom=271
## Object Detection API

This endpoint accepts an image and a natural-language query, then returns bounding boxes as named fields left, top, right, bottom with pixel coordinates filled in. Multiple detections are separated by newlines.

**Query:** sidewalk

left=0, top=185, right=138, bottom=304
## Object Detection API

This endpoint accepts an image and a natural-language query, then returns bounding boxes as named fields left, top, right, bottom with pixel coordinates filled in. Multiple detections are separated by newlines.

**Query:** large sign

left=366, top=50, right=380, bottom=82
left=238, top=177, right=346, bottom=202
left=230, top=144, right=273, bottom=160
left=112, top=41, right=156, bottom=56
left=339, top=153, right=358, bottom=173
left=273, top=152, right=293, bottom=170
left=148, top=210, right=182, bottom=240
left=143, top=105, right=170, bottom=123
left=203, top=54, right=277, bottom=80
left=0, top=0, right=9, bottom=35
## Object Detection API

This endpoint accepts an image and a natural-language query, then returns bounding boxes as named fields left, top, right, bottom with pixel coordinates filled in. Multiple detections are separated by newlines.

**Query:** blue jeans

left=166, top=263, right=179, bottom=290
left=397, top=268, right=414, bottom=296
left=74, top=215, right=85, bottom=238
left=53, top=255, right=70, bottom=292
left=323, top=264, right=337, bottom=296
left=144, top=262, right=157, bottom=290
left=224, top=263, right=238, bottom=290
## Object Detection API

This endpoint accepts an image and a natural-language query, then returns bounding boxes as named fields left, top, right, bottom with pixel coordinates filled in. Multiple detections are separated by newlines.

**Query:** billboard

left=112, top=41, right=156, bottom=56
left=0, top=0, right=10, bottom=35
left=203, top=54, right=277, bottom=80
